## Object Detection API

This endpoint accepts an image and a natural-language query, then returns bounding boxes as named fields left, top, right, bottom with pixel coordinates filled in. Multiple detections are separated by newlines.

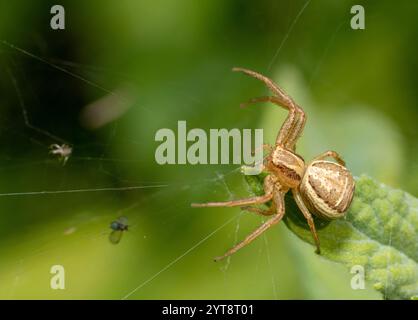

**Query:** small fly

left=109, top=216, right=128, bottom=244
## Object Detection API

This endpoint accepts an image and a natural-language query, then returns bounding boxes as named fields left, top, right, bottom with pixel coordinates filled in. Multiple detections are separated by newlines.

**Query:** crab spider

left=192, top=68, right=355, bottom=262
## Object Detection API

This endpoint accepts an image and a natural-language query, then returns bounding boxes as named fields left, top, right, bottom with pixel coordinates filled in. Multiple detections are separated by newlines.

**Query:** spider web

left=0, top=3, right=332, bottom=300
left=0, top=38, right=288, bottom=299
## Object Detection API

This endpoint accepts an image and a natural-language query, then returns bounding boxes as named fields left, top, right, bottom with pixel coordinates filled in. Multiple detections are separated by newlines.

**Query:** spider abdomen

left=300, top=160, right=355, bottom=220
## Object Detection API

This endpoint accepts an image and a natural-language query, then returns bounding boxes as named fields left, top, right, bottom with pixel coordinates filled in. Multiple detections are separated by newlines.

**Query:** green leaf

left=245, top=174, right=418, bottom=300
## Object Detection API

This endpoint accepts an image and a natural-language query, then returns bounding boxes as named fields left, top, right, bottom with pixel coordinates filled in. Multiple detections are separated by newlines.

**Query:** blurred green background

left=0, top=0, right=416, bottom=299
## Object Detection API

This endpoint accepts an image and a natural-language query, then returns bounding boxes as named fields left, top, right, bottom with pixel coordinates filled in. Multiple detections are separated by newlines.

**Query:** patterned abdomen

left=300, top=160, right=355, bottom=220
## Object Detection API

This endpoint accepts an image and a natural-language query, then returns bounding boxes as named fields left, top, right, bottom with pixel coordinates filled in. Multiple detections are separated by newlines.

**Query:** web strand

left=5, top=62, right=69, bottom=144
left=267, top=0, right=311, bottom=71
left=2, top=40, right=115, bottom=95
left=0, top=184, right=169, bottom=197
left=121, top=214, right=238, bottom=300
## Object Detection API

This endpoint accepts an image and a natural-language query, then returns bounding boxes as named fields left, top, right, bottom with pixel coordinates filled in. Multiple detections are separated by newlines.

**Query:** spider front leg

left=240, top=95, right=305, bottom=151
left=292, top=189, right=321, bottom=254
left=214, top=191, right=285, bottom=261
left=191, top=174, right=276, bottom=208
left=233, top=67, right=306, bottom=150
left=312, top=150, right=345, bottom=166
left=191, top=192, right=273, bottom=208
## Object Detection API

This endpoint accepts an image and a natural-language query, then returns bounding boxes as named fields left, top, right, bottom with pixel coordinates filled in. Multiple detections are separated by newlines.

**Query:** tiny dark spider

left=192, top=68, right=355, bottom=261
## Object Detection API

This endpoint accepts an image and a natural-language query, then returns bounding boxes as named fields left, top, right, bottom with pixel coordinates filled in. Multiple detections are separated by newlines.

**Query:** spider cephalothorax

left=192, top=67, right=355, bottom=261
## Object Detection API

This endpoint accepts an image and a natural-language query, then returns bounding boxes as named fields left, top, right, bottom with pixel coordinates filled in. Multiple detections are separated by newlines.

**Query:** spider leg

left=311, top=150, right=345, bottom=166
left=241, top=202, right=276, bottom=216
left=292, top=189, right=321, bottom=254
left=49, top=145, right=59, bottom=153
left=192, top=174, right=276, bottom=208
left=233, top=67, right=306, bottom=150
left=191, top=192, right=273, bottom=208
left=240, top=95, right=305, bottom=151
left=233, top=67, right=293, bottom=103
left=214, top=191, right=285, bottom=261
